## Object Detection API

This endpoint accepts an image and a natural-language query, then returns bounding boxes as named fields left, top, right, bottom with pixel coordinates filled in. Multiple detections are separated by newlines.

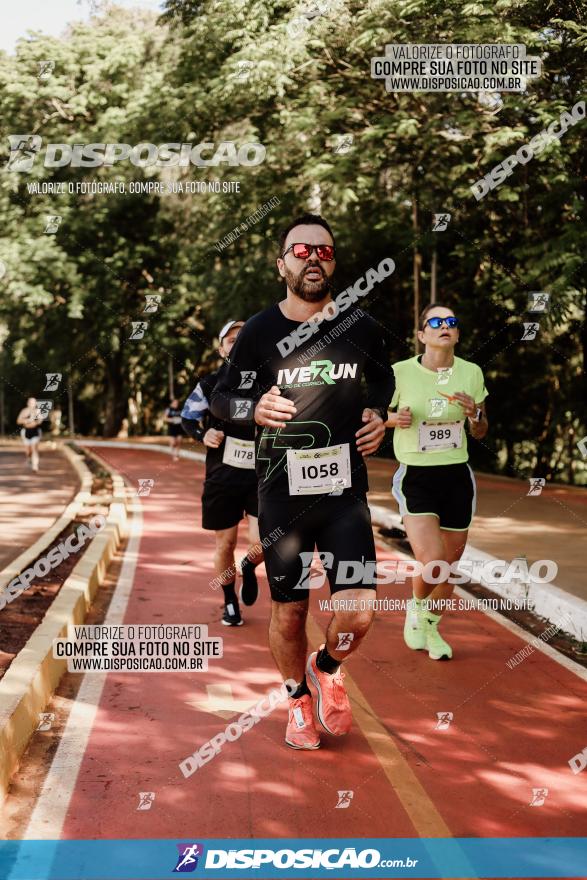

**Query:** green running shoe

left=404, top=598, right=426, bottom=650
left=424, top=615, right=453, bottom=660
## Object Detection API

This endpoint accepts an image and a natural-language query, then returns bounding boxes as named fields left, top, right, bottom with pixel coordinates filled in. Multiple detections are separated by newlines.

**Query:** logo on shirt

left=258, top=420, right=331, bottom=480
left=238, top=370, right=256, bottom=389
left=231, top=399, right=253, bottom=420
left=276, top=359, right=357, bottom=387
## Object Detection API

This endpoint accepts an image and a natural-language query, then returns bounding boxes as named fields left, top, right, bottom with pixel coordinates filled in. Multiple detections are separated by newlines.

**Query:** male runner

left=17, top=397, right=44, bottom=472
left=210, top=214, right=394, bottom=750
left=181, top=321, right=263, bottom=626
left=165, top=398, right=183, bottom=461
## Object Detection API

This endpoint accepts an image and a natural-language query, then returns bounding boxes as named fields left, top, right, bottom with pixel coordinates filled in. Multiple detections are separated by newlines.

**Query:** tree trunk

left=412, top=196, right=422, bottom=351
left=581, top=293, right=587, bottom=404
left=102, top=346, right=126, bottom=437
left=430, top=242, right=437, bottom=303
left=67, top=363, right=75, bottom=435
left=168, top=355, right=175, bottom=400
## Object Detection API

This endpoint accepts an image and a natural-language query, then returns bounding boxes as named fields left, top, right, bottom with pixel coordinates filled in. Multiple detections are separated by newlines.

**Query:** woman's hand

left=386, top=406, right=412, bottom=429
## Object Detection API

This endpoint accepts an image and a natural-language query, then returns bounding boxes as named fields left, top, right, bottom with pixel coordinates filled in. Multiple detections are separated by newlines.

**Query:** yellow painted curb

left=0, top=449, right=129, bottom=802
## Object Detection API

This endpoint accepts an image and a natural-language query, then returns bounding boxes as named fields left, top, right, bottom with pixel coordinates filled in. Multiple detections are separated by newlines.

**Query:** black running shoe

left=239, top=560, right=259, bottom=607
left=222, top=601, right=243, bottom=626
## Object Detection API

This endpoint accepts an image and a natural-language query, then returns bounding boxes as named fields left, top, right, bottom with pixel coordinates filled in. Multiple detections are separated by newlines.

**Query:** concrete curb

left=0, top=443, right=92, bottom=592
left=0, top=447, right=129, bottom=802
left=369, top=504, right=587, bottom=643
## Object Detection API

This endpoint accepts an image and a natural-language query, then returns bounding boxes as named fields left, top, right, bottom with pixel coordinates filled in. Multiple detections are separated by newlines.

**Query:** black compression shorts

left=392, top=462, right=476, bottom=531
left=21, top=427, right=41, bottom=442
left=201, top=479, right=258, bottom=531
left=258, top=491, right=377, bottom=603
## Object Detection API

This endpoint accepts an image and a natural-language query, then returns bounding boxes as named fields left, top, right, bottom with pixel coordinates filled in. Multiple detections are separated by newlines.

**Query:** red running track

left=23, top=446, right=587, bottom=845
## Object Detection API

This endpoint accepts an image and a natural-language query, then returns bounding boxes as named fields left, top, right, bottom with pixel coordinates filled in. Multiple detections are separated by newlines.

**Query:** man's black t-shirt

left=209, top=303, right=395, bottom=500
left=181, top=370, right=257, bottom=486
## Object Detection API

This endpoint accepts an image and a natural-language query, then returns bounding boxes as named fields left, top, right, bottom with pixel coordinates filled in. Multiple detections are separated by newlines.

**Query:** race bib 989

left=417, top=421, right=463, bottom=452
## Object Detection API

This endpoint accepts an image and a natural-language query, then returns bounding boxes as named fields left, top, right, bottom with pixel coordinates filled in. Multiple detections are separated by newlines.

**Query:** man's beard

left=283, top=263, right=333, bottom=302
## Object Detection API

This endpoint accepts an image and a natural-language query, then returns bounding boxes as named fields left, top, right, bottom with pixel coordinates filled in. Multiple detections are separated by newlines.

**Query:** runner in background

left=386, top=303, right=488, bottom=660
left=16, top=397, right=44, bottom=472
left=181, top=321, right=263, bottom=627
left=164, top=398, right=183, bottom=461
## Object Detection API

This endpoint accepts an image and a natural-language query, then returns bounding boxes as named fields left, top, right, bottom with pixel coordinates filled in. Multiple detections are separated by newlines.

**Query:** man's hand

left=356, top=408, right=386, bottom=457
left=254, top=385, right=297, bottom=428
left=203, top=428, right=225, bottom=448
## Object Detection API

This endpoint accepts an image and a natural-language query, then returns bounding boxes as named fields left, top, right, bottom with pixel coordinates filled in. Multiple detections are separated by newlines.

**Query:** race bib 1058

left=286, top=443, right=351, bottom=495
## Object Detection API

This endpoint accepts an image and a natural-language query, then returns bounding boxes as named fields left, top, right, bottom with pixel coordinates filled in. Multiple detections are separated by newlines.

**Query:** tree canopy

left=0, top=0, right=585, bottom=483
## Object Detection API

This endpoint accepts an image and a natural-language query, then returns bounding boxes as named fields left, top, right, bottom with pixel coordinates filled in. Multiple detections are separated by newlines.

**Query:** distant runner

left=165, top=398, right=183, bottom=461
left=16, top=397, right=44, bottom=473
left=210, top=214, right=394, bottom=750
left=386, top=303, right=489, bottom=660
left=181, top=321, right=263, bottom=627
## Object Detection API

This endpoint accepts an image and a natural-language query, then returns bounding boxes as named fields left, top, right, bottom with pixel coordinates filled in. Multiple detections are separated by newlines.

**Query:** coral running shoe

left=285, top=694, right=320, bottom=750
left=306, top=649, right=352, bottom=736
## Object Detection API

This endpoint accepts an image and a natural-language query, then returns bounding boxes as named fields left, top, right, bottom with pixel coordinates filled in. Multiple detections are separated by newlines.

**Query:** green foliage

left=0, top=0, right=585, bottom=483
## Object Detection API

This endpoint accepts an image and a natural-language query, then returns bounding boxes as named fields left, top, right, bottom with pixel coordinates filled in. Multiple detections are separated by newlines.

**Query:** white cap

left=218, top=319, right=244, bottom=341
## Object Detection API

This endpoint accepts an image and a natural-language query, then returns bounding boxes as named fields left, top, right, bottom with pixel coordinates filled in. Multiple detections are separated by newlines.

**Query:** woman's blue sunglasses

left=425, top=316, right=459, bottom=329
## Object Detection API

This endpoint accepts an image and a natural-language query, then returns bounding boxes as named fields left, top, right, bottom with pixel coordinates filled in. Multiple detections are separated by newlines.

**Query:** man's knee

left=272, top=602, right=308, bottom=639
left=335, top=608, right=374, bottom=640
left=215, top=532, right=237, bottom=555
left=353, top=609, right=374, bottom=637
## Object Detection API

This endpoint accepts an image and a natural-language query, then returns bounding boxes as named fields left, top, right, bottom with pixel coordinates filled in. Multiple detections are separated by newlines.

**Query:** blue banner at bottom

left=0, top=838, right=585, bottom=879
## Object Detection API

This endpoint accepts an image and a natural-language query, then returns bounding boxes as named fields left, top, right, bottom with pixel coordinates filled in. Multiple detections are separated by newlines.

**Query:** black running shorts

left=201, top=479, right=258, bottom=531
left=21, top=427, right=41, bottom=443
left=258, top=491, right=377, bottom=603
left=392, top=462, right=476, bottom=531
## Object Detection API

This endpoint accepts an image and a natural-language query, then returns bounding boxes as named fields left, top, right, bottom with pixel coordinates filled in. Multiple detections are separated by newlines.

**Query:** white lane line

left=21, top=496, right=143, bottom=841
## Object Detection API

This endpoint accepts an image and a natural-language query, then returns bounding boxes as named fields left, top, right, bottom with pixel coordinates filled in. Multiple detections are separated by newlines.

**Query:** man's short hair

left=278, top=213, right=335, bottom=256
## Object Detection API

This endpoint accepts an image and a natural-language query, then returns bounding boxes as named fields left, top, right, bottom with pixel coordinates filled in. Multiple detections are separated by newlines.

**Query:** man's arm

left=17, top=407, right=42, bottom=428
left=355, top=326, right=395, bottom=456
left=209, top=326, right=261, bottom=425
left=181, top=382, right=209, bottom=440
left=363, top=327, right=395, bottom=419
